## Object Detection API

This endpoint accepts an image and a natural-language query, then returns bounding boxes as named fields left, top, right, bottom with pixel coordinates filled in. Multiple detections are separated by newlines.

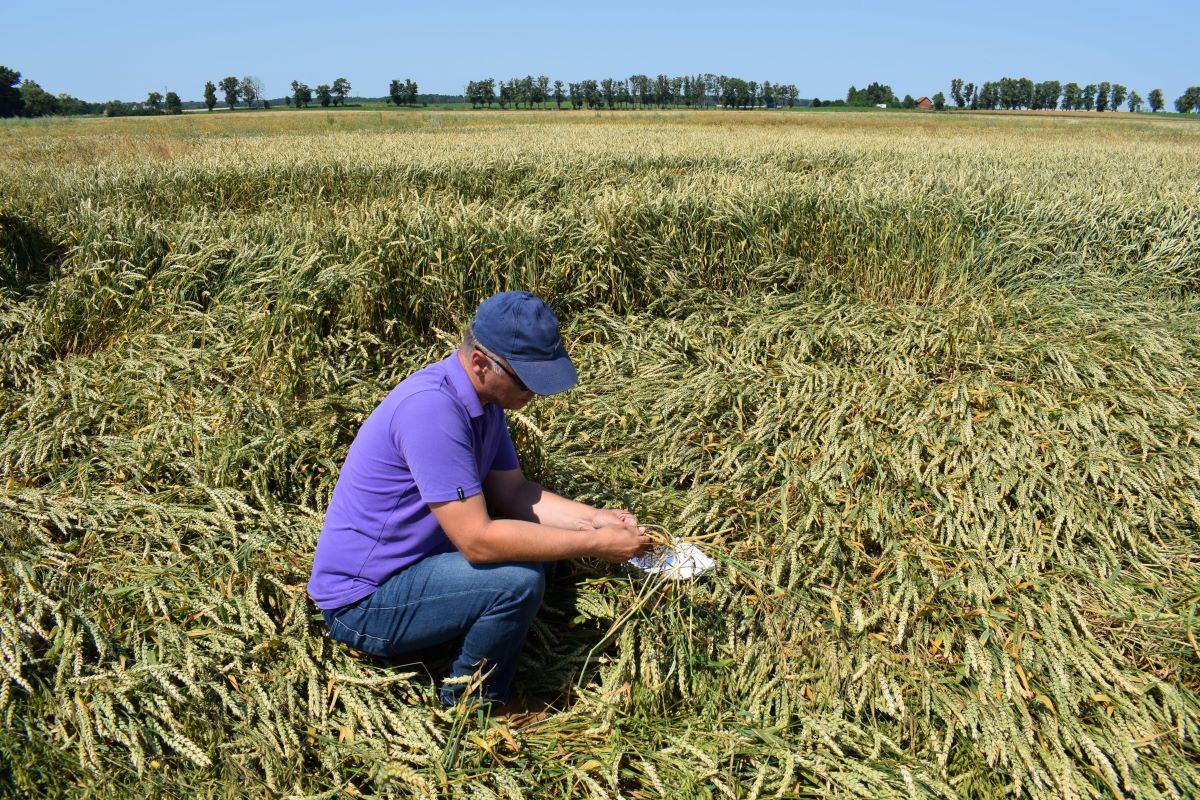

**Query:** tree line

left=463, top=74, right=800, bottom=110
left=0, top=66, right=102, bottom=117
left=4, top=62, right=1198, bottom=119
left=947, top=77, right=1200, bottom=113
left=198, top=76, right=419, bottom=110
left=0, top=65, right=188, bottom=118
left=833, top=82, right=948, bottom=109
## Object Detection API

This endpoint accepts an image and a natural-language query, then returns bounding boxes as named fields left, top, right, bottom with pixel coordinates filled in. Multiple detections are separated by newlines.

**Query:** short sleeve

left=392, top=391, right=482, bottom=502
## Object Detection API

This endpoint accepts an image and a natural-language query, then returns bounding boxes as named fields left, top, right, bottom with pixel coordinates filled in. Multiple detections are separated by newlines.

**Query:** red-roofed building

left=916, top=96, right=933, bottom=109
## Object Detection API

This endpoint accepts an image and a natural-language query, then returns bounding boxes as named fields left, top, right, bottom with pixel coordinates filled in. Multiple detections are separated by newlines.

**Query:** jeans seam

left=331, top=587, right=536, bottom=646
left=331, top=615, right=390, bottom=644
left=361, top=587, right=528, bottom=613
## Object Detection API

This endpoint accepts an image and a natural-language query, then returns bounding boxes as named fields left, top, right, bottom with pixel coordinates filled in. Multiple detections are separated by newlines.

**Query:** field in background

left=1, top=110, right=1199, bottom=798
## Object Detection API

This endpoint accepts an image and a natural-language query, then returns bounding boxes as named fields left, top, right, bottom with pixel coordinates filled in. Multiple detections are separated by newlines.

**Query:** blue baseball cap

left=470, top=291, right=578, bottom=395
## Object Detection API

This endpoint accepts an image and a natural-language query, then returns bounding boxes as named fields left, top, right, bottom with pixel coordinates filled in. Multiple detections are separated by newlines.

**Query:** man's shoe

left=488, top=696, right=556, bottom=728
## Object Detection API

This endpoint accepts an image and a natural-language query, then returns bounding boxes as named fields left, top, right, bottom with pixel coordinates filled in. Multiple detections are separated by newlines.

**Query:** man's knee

left=484, top=562, right=545, bottom=606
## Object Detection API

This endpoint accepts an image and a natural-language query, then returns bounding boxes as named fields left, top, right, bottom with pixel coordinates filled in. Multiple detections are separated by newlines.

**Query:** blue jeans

left=321, top=552, right=546, bottom=703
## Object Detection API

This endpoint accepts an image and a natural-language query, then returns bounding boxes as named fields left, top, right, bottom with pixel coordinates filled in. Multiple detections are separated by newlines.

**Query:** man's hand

left=591, top=524, right=653, bottom=563
left=588, top=508, right=642, bottom=531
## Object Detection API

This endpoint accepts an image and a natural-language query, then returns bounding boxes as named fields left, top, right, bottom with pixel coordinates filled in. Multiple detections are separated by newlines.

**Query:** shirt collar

left=446, top=350, right=486, bottom=419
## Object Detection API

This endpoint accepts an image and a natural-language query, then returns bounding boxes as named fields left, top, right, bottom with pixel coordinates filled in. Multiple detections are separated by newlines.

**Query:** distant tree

left=902, top=94, right=915, bottom=109
left=524, top=75, right=542, bottom=108
left=996, top=77, right=1033, bottom=109
left=582, top=79, right=601, bottom=109
left=19, top=80, right=58, bottom=117
left=291, top=80, right=311, bottom=108
left=812, top=97, right=822, bottom=107
left=537, top=75, right=550, bottom=109
left=332, top=77, right=351, bottom=106
left=1127, top=91, right=1143, bottom=113
left=1148, top=88, right=1164, bottom=112
left=847, top=81, right=897, bottom=107
left=146, top=91, right=163, bottom=111
left=963, top=82, right=976, bottom=109
left=1043, top=81, right=1062, bottom=110
left=284, top=95, right=292, bottom=107
left=1176, top=87, right=1200, bottom=113
left=203, top=81, right=217, bottom=111
left=600, top=78, right=615, bottom=109
left=657, top=74, right=676, bottom=107
left=996, top=77, right=1014, bottom=108
left=553, top=79, right=564, bottom=109
left=977, top=81, right=999, bottom=109
left=618, top=80, right=631, bottom=108
left=1109, top=84, right=1127, bottom=112
left=950, top=78, right=964, bottom=108
left=932, top=92, right=945, bottom=111
left=1061, top=82, right=1081, bottom=110
left=721, top=78, right=748, bottom=108
left=263, top=98, right=270, bottom=109
left=239, top=76, right=263, bottom=108
left=1018, top=77, right=1034, bottom=108
left=1082, top=84, right=1096, bottom=111
left=710, top=75, right=724, bottom=108
left=1095, top=81, right=1110, bottom=112
left=219, top=76, right=240, bottom=109
left=1031, top=80, right=1059, bottom=110
left=316, top=84, right=332, bottom=107
left=628, top=75, right=649, bottom=108
left=0, top=65, right=23, bottom=118
left=391, top=79, right=417, bottom=107
left=693, top=74, right=711, bottom=108
left=164, top=91, right=182, bottom=114
left=737, top=79, right=752, bottom=108
left=104, top=100, right=130, bottom=117
left=54, top=93, right=95, bottom=115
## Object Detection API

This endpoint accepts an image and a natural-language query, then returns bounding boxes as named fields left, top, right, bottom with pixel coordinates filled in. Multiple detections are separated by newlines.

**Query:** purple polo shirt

left=307, top=351, right=520, bottom=609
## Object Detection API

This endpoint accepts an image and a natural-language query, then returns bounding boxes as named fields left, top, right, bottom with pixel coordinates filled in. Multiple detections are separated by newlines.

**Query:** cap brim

left=509, top=354, right=578, bottom=395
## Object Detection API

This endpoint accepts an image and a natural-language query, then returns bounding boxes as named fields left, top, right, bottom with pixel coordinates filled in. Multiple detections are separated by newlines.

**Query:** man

left=308, top=290, right=650, bottom=710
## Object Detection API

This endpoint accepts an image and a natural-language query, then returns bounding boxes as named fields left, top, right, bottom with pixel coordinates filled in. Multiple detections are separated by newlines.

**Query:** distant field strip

left=1, top=111, right=1198, bottom=798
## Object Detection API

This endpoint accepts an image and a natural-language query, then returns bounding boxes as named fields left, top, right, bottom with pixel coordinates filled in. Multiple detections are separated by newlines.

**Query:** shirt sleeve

left=391, top=390, right=482, bottom=503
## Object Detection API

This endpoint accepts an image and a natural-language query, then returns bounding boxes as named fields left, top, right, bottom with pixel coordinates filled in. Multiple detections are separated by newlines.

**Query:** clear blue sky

left=7, top=0, right=1196, bottom=104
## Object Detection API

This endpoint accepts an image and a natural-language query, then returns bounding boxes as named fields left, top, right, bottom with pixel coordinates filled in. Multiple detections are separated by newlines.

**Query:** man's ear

left=464, top=348, right=491, bottom=381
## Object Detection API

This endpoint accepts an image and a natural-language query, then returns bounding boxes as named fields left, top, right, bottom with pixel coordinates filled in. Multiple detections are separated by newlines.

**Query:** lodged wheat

left=1, top=109, right=1198, bottom=798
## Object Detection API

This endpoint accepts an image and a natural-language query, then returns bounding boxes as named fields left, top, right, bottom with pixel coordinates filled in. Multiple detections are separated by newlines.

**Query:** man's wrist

left=579, top=507, right=605, bottom=530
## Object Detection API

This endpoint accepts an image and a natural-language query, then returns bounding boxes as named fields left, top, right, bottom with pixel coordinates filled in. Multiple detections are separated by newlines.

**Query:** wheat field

left=2, top=109, right=1199, bottom=798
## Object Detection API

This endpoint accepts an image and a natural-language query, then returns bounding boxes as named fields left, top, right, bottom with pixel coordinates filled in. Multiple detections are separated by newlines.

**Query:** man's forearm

left=494, top=480, right=601, bottom=530
left=432, top=488, right=647, bottom=565
left=462, top=518, right=603, bottom=563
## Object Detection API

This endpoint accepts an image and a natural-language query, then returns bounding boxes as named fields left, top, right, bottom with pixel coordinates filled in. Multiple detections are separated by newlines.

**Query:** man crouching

left=307, top=290, right=650, bottom=712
